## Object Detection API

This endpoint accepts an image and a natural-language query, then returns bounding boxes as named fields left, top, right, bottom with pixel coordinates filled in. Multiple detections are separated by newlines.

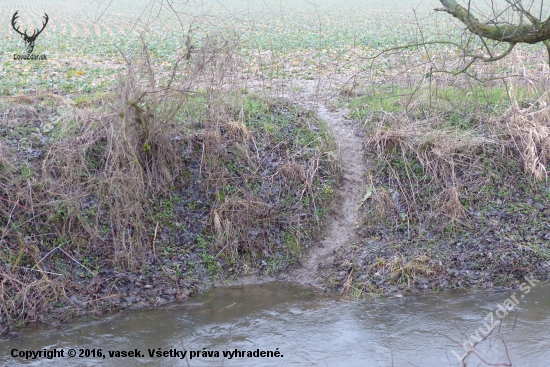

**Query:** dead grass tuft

left=280, top=162, right=307, bottom=182
left=504, top=106, right=550, bottom=180
left=223, top=118, right=253, bottom=142
left=383, top=253, right=435, bottom=286
left=440, top=186, right=467, bottom=223
left=374, top=187, right=398, bottom=218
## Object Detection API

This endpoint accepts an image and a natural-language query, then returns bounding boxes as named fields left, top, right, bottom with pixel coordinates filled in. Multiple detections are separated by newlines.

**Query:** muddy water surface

left=1, top=282, right=549, bottom=367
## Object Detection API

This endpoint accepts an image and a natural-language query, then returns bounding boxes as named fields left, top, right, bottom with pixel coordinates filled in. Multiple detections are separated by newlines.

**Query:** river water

left=1, top=281, right=549, bottom=367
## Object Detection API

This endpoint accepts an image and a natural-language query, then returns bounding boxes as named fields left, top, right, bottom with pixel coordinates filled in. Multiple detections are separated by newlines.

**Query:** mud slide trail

left=276, top=79, right=368, bottom=288
left=232, top=77, right=367, bottom=288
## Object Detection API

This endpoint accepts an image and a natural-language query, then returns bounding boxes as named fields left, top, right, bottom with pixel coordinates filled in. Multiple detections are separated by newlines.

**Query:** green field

left=2, top=0, right=548, bottom=94
left=0, top=0, right=454, bottom=94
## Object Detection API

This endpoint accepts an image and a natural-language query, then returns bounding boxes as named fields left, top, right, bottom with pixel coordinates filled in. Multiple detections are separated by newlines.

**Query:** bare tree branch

left=436, top=0, right=550, bottom=44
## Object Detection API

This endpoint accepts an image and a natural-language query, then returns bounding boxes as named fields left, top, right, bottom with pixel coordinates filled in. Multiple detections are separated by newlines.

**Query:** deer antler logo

left=11, top=11, right=49, bottom=54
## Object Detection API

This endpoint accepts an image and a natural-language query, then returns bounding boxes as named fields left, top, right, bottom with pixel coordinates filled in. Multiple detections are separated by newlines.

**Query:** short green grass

left=347, top=84, right=520, bottom=122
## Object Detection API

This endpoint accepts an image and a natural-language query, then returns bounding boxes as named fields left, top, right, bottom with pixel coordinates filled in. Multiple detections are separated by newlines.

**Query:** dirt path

left=234, top=77, right=368, bottom=288
left=277, top=79, right=367, bottom=287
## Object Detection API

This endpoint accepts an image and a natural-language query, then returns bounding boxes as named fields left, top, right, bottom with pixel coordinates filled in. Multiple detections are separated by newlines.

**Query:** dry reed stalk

left=505, top=107, right=550, bottom=180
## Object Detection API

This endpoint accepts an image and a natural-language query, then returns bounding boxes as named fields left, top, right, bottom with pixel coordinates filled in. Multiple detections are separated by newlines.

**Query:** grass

left=347, top=84, right=520, bottom=122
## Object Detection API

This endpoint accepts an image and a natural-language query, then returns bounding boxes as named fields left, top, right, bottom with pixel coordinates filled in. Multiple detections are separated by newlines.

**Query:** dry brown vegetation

left=329, top=45, right=550, bottom=296
left=0, top=34, right=337, bottom=333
